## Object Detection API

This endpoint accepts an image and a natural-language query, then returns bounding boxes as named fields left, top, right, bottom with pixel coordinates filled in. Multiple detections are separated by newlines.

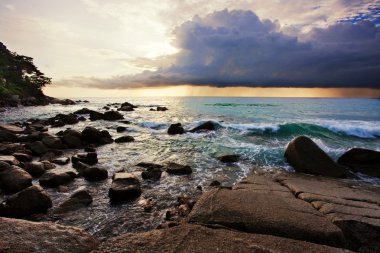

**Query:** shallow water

left=1, top=97, right=380, bottom=238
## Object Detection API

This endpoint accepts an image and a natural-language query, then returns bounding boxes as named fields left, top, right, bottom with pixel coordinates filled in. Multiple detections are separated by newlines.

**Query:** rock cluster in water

left=0, top=101, right=380, bottom=252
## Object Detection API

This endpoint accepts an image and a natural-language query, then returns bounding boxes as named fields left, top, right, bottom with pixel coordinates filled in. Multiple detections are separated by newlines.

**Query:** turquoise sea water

left=1, top=97, right=380, bottom=237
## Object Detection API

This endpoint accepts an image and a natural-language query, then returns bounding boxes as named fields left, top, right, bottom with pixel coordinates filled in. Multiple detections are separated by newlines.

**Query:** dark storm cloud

left=66, top=9, right=380, bottom=89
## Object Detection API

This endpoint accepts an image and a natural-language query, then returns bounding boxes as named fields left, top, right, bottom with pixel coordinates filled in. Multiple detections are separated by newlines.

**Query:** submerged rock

left=167, top=123, right=185, bottom=135
left=165, top=162, right=192, bottom=175
left=218, top=154, right=240, bottom=163
left=141, top=167, right=162, bottom=181
left=115, top=136, right=135, bottom=143
left=54, top=189, right=93, bottom=214
left=103, top=110, right=124, bottom=121
left=284, top=136, right=347, bottom=178
left=0, top=217, right=99, bottom=253
left=0, top=185, right=52, bottom=217
left=190, top=121, right=216, bottom=132
left=338, top=148, right=380, bottom=178
left=109, top=173, right=141, bottom=203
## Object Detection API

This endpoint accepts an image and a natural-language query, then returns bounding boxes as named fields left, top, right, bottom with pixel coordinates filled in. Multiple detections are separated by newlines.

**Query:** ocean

left=1, top=97, right=380, bottom=238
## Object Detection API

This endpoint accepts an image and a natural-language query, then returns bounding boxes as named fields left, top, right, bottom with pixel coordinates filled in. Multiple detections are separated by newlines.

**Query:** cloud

left=66, top=9, right=380, bottom=89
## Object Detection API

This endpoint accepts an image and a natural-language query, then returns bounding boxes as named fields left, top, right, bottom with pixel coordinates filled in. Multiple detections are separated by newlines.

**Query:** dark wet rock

left=79, top=166, right=108, bottom=181
left=189, top=175, right=346, bottom=248
left=89, top=111, right=104, bottom=121
left=168, top=123, right=185, bottom=135
left=118, top=105, right=134, bottom=111
left=0, top=185, right=52, bottom=217
left=52, top=157, right=70, bottom=165
left=121, top=101, right=137, bottom=108
left=278, top=173, right=380, bottom=251
left=141, top=167, right=162, bottom=181
left=74, top=108, right=93, bottom=114
left=190, top=121, right=216, bottom=132
left=72, top=161, right=90, bottom=171
left=103, top=106, right=110, bottom=110
left=337, top=148, right=380, bottom=178
left=156, top=106, right=168, bottom=111
left=218, top=154, right=240, bottom=163
left=93, top=224, right=348, bottom=253
left=42, top=136, right=64, bottom=149
left=209, top=180, right=221, bottom=186
left=54, top=189, right=93, bottom=214
left=0, top=163, right=32, bottom=193
left=84, top=145, right=96, bottom=152
left=103, top=110, right=124, bottom=121
left=116, top=126, right=127, bottom=132
left=119, top=120, right=131, bottom=124
left=136, top=162, right=163, bottom=169
left=72, top=152, right=98, bottom=165
left=39, top=171, right=76, bottom=187
left=81, top=126, right=102, bottom=143
left=109, top=173, right=141, bottom=203
left=27, top=141, right=48, bottom=156
left=0, top=217, right=99, bottom=253
left=284, top=136, right=347, bottom=178
left=0, top=143, right=29, bottom=155
left=25, top=162, right=46, bottom=177
left=0, top=155, right=20, bottom=166
left=0, top=129, right=17, bottom=142
left=13, top=152, right=32, bottom=162
left=115, top=135, right=135, bottom=143
left=17, top=131, right=43, bottom=142
left=78, top=116, right=86, bottom=121
left=62, top=133, right=82, bottom=148
left=165, top=162, right=192, bottom=175
left=41, top=160, right=56, bottom=170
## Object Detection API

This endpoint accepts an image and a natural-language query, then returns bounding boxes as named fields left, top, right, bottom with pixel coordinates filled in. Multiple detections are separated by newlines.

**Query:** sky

left=1, top=0, right=380, bottom=97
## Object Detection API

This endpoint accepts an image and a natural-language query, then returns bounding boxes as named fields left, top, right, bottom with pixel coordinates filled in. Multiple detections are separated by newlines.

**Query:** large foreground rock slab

left=92, top=224, right=349, bottom=253
left=285, top=136, right=347, bottom=178
left=278, top=173, right=380, bottom=251
left=0, top=217, right=99, bottom=253
left=188, top=175, right=346, bottom=248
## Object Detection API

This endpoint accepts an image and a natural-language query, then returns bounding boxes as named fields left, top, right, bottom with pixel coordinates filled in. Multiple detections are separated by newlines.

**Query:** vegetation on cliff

left=0, top=42, right=51, bottom=99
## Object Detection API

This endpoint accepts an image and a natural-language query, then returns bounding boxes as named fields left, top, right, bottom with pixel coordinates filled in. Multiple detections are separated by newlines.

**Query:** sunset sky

left=1, top=0, right=380, bottom=97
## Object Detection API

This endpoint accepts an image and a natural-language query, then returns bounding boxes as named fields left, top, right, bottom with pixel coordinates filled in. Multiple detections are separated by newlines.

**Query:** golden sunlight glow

left=44, top=85, right=380, bottom=98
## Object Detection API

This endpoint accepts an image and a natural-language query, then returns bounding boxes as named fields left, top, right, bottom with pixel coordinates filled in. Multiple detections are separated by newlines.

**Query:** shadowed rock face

left=92, top=224, right=349, bottom=253
left=188, top=175, right=346, bottom=248
left=338, top=148, right=380, bottom=178
left=284, top=136, right=347, bottom=178
left=0, top=217, right=99, bottom=253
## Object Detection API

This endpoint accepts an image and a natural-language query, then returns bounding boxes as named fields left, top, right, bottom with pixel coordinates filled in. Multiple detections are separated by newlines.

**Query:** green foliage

left=0, top=42, right=51, bottom=98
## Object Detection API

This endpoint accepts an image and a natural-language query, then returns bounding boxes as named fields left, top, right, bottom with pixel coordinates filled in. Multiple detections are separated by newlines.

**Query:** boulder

left=74, top=108, right=93, bottom=114
left=81, top=126, right=102, bottom=143
left=0, top=143, right=29, bottom=155
left=218, top=154, right=240, bottom=163
left=42, top=136, right=64, bottom=149
left=337, top=148, right=380, bottom=178
left=136, top=162, right=163, bottom=169
left=72, top=152, right=98, bottom=165
left=39, top=171, right=76, bottom=187
left=141, top=167, right=162, bottom=181
left=115, top=136, right=135, bottom=143
left=52, top=157, right=70, bottom=165
left=25, top=162, right=46, bottom=177
left=190, top=121, right=216, bottom=132
left=13, top=152, right=32, bottom=162
left=41, top=161, right=56, bottom=170
left=0, top=185, right=52, bottom=217
left=0, top=129, right=17, bottom=142
left=284, top=136, right=347, bottom=178
left=116, top=126, right=127, bottom=132
left=80, top=166, right=108, bottom=181
left=120, top=101, right=136, bottom=108
left=27, top=141, right=48, bottom=155
left=62, top=133, right=82, bottom=148
left=103, top=110, right=124, bottom=121
left=156, top=106, right=168, bottom=111
left=0, top=164, right=32, bottom=193
left=168, top=123, right=185, bottom=135
left=109, top=173, right=141, bottom=203
left=0, top=217, right=99, bottom=253
left=189, top=175, right=346, bottom=248
left=165, top=162, right=192, bottom=175
left=54, top=189, right=93, bottom=214
left=0, top=155, right=20, bottom=166
left=89, top=111, right=104, bottom=121
left=92, top=224, right=348, bottom=253
left=118, top=105, right=134, bottom=111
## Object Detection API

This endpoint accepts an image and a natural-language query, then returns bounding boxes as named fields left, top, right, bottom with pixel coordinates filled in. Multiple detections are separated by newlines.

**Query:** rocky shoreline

left=1, top=101, right=380, bottom=252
